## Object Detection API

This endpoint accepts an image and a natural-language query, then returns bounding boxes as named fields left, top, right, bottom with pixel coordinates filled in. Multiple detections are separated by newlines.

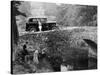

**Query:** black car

left=25, top=17, right=57, bottom=32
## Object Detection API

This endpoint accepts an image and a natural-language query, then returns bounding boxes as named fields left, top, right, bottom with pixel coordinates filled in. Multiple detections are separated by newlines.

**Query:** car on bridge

left=25, top=17, right=58, bottom=32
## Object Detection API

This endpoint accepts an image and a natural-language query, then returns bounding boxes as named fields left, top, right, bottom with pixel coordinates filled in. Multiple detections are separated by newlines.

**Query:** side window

left=32, top=18, right=37, bottom=22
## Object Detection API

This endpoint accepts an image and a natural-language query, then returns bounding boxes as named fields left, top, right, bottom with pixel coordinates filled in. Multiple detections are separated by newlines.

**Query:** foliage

left=56, top=4, right=97, bottom=26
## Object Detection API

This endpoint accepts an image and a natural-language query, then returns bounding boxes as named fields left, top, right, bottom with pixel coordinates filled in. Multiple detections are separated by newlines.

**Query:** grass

left=13, top=26, right=97, bottom=74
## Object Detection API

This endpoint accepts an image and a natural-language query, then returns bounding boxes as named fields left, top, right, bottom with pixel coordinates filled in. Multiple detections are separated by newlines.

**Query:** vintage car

left=25, top=17, right=58, bottom=32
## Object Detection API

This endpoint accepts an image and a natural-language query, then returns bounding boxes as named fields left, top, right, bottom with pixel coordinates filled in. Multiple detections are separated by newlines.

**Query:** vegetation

left=56, top=4, right=97, bottom=26
left=13, top=27, right=97, bottom=73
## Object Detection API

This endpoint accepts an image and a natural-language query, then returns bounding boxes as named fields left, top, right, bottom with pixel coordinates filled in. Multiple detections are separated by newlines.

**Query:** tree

left=11, top=1, right=26, bottom=45
left=56, top=4, right=97, bottom=26
left=11, top=1, right=27, bottom=73
left=79, top=5, right=97, bottom=26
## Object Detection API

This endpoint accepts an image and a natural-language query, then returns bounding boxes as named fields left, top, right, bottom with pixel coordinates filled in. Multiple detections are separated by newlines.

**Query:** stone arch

left=83, top=39, right=97, bottom=52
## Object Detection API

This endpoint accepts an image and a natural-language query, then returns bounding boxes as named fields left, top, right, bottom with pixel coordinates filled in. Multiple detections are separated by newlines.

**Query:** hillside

left=13, top=27, right=97, bottom=73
